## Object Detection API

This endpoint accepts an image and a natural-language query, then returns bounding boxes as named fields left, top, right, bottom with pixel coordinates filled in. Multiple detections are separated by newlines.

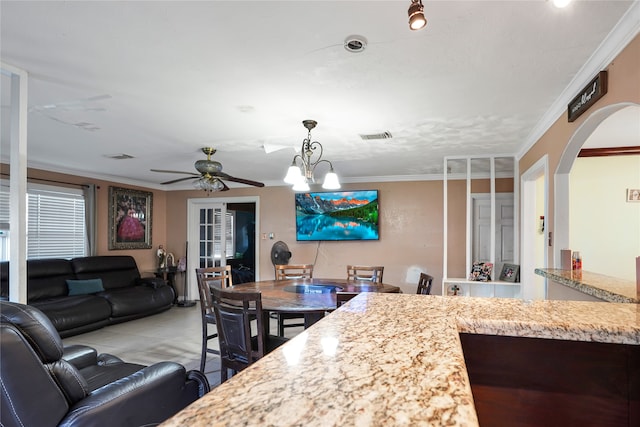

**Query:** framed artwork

left=499, top=263, right=520, bottom=282
left=627, top=188, right=640, bottom=202
left=108, top=186, right=153, bottom=250
left=468, top=262, right=493, bottom=282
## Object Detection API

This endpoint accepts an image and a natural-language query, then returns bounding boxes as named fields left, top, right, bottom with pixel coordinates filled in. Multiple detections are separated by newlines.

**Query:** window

left=0, top=182, right=87, bottom=260
left=0, top=187, right=8, bottom=262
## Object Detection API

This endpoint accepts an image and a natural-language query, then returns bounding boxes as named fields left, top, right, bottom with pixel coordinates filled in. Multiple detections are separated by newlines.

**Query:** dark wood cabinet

left=460, top=333, right=640, bottom=427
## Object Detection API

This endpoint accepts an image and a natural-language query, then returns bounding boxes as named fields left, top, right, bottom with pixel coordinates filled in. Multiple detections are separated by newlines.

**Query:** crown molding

left=517, top=1, right=640, bottom=161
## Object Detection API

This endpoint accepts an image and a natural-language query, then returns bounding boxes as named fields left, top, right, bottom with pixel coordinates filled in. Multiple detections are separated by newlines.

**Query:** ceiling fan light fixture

left=194, top=176, right=225, bottom=193
left=408, top=0, right=427, bottom=31
left=152, top=146, right=264, bottom=191
left=284, top=120, right=340, bottom=192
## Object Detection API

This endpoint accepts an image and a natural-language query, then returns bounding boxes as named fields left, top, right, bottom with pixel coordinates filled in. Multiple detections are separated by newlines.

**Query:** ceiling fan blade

left=161, top=176, right=200, bottom=185
left=151, top=169, right=199, bottom=176
left=217, top=172, right=265, bottom=188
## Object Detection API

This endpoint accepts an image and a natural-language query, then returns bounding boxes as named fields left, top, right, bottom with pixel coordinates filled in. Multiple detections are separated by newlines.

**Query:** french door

left=186, top=197, right=259, bottom=299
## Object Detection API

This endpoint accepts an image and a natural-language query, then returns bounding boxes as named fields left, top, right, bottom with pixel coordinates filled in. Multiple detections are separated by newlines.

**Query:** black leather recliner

left=0, top=301, right=209, bottom=427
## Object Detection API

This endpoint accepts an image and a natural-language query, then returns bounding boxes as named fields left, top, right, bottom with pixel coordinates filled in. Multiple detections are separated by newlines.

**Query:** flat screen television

left=295, top=190, right=379, bottom=241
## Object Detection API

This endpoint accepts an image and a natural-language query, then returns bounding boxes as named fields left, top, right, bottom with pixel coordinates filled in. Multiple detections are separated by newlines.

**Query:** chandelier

left=283, top=120, right=340, bottom=192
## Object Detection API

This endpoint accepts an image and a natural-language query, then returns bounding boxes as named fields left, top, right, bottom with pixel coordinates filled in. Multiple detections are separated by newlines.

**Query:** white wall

left=569, top=155, right=640, bottom=280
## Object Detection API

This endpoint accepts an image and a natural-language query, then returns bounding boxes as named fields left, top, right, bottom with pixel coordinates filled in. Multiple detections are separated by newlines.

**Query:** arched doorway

left=554, top=102, right=640, bottom=274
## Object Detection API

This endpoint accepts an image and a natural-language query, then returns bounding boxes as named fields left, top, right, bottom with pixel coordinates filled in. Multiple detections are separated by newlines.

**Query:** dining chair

left=275, top=264, right=314, bottom=281
left=273, top=264, right=314, bottom=336
left=346, top=265, right=384, bottom=283
left=211, top=286, right=288, bottom=383
left=417, top=272, right=433, bottom=295
left=336, top=292, right=359, bottom=308
left=195, top=266, right=233, bottom=373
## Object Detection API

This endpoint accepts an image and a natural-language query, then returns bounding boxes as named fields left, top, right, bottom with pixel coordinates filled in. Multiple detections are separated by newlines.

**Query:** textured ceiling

left=0, top=1, right=638, bottom=190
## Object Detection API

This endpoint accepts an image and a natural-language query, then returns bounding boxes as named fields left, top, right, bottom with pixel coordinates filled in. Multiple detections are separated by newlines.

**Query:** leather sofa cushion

left=64, top=345, right=98, bottom=369
left=49, top=359, right=90, bottom=404
left=0, top=300, right=64, bottom=362
left=28, top=258, right=76, bottom=302
left=32, top=295, right=111, bottom=333
left=80, top=362, right=145, bottom=392
left=1, top=324, right=70, bottom=427
left=101, top=285, right=174, bottom=317
left=71, top=256, right=140, bottom=290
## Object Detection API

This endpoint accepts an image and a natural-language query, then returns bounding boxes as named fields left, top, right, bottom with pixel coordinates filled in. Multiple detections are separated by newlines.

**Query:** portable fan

left=270, top=241, right=292, bottom=266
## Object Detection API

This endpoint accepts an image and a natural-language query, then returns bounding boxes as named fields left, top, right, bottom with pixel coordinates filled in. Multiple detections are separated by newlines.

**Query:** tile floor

left=62, top=304, right=223, bottom=387
left=62, top=304, right=303, bottom=388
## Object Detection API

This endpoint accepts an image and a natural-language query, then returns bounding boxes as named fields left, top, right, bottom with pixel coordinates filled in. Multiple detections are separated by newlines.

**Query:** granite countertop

left=161, top=294, right=640, bottom=427
left=535, top=268, right=639, bottom=303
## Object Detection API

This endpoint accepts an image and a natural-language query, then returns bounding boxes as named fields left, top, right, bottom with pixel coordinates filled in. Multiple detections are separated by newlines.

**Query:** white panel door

left=472, top=194, right=514, bottom=278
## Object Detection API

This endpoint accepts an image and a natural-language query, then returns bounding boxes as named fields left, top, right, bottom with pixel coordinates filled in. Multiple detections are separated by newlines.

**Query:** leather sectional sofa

left=0, top=256, right=175, bottom=337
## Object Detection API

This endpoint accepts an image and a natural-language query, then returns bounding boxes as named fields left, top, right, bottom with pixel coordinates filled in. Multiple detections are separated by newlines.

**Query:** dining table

left=230, top=278, right=401, bottom=328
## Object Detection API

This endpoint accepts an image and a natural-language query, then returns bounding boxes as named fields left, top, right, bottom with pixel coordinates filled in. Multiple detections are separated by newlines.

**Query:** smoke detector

left=344, top=35, right=367, bottom=53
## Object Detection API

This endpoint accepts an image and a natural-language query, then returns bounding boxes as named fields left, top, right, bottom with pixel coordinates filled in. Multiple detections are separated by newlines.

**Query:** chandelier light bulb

left=292, top=179, right=310, bottom=192
left=284, top=163, right=302, bottom=184
left=322, top=170, right=341, bottom=190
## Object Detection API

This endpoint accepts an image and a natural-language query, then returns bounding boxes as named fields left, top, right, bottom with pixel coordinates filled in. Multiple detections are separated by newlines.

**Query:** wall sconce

left=408, top=0, right=427, bottom=31
left=283, top=120, right=340, bottom=192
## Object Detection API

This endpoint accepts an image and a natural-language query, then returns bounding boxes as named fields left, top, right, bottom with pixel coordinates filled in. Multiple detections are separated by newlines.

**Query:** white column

left=2, top=63, right=28, bottom=303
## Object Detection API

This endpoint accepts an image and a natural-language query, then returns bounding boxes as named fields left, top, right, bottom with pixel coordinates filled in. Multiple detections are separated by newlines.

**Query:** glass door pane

left=198, top=204, right=227, bottom=268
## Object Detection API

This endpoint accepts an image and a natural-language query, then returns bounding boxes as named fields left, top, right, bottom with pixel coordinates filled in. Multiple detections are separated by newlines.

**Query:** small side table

left=154, top=267, right=196, bottom=307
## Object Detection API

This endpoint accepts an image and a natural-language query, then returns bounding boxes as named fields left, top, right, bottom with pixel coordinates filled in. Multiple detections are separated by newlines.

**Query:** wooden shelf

left=443, top=278, right=521, bottom=298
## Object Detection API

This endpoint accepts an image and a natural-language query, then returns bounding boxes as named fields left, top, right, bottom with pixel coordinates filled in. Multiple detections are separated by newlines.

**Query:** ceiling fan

left=151, top=147, right=265, bottom=192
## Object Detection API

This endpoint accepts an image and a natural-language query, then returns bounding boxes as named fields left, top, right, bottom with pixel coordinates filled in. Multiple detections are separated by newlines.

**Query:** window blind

left=27, top=185, right=86, bottom=259
left=0, top=187, right=9, bottom=229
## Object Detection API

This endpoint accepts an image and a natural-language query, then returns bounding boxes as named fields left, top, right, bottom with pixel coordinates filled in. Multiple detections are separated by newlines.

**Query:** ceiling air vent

left=359, top=131, right=393, bottom=140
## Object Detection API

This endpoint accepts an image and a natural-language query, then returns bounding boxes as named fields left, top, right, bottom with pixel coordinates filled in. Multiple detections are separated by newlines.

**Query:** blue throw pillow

left=66, top=278, right=104, bottom=296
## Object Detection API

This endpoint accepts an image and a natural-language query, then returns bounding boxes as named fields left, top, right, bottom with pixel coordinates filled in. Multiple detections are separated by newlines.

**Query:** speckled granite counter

left=161, top=294, right=640, bottom=427
left=535, top=268, right=639, bottom=303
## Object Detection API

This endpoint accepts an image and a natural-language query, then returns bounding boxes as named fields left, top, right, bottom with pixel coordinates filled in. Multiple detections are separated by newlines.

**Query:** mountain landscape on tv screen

left=295, top=191, right=379, bottom=241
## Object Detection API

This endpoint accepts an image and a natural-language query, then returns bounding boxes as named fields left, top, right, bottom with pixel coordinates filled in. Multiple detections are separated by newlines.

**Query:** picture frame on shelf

left=499, top=263, right=520, bottom=282
left=468, top=262, right=493, bottom=282
left=108, top=186, right=153, bottom=250
left=627, top=188, right=640, bottom=202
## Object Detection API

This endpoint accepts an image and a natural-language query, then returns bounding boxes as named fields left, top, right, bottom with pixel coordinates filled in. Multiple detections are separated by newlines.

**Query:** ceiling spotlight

left=552, top=0, right=572, bottom=8
left=408, top=0, right=427, bottom=31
